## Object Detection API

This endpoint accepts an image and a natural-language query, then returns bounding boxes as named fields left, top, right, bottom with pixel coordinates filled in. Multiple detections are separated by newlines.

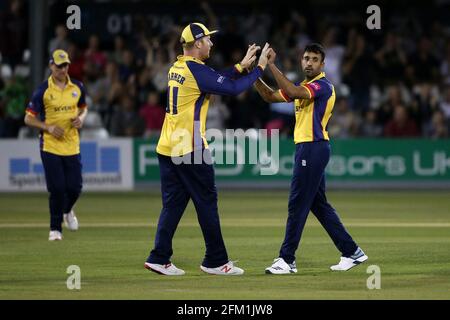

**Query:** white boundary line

left=0, top=222, right=449, bottom=228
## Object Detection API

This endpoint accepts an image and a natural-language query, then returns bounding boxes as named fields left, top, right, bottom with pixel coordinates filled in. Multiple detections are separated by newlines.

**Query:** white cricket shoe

left=265, top=257, right=298, bottom=274
left=48, top=230, right=63, bottom=241
left=64, top=210, right=79, bottom=231
left=330, top=247, right=368, bottom=271
left=200, top=261, right=244, bottom=275
left=144, top=262, right=185, bottom=276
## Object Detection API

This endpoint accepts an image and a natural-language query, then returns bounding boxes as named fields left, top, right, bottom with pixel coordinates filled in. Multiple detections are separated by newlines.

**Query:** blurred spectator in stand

left=376, top=84, right=409, bottom=126
left=0, top=0, right=28, bottom=69
left=140, top=91, right=165, bottom=137
left=206, top=95, right=230, bottom=132
left=109, top=35, right=126, bottom=65
left=84, top=34, right=107, bottom=83
left=67, top=43, right=85, bottom=81
left=439, top=85, right=450, bottom=120
left=149, top=48, right=172, bottom=93
left=215, top=18, right=245, bottom=66
left=440, top=41, right=450, bottom=85
left=408, top=36, right=440, bottom=84
left=110, top=94, right=144, bottom=137
left=266, top=99, right=295, bottom=137
left=384, top=104, right=419, bottom=137
left=322, top=27, right=345, bottom=86
left=410, top=82, right=440, bottom=134
left=87, top=61, right=118, bottom=118
left=136, top=66, right=157, bottom=106
left=342, top=29, right=374, bottom=113
left=374, top=32, right=407, bottom=85
left=328, top=97, right=361, bottom=138
left=0, top=75, right=27, bottom=137
left=48, top=24, right=70, bottom=55
left=118, top=49, right=135, bottom=83
left=360, top=109, right=383, bottom=137
left=424, top=110, right=449, bottom=139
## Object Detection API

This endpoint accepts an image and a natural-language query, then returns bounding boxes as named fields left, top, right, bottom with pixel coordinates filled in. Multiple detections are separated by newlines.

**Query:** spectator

left=425, top=110, right=449, bottom=139
left=384, top=104, right=420, bottom=137
left=207, top=95, right=230, bottom=131
left=110, top=35, right=126, bottom=65
left=0, top=75, right=27, bottom=137
left=408, top=37, right=440, bottom=83
left=360, top=109, right=383, bottom=137
left=0, top=0, right=28, bottom=69
left=84, top=34, right=107, bottom=82
left=342, top=30, right=374, bottom=112
left=410, top=82, right=440, bottom=133
left=110, top=95, right=145, bottom=137
left=140, top=91, right=165, bottom=137
left=328, top=97, right=361, bottom=138
left=322, top=27, right=345, bottom=86
left=118, top=49, right=135, bottom=83
left=439, top=85, right=450, bottom=119
left=67, top=43, right=85, bottom=81
left=374, top=32, right=407, bottom=84
left=440, top=41, right=450, bottom=85
left=48, top=24, right=70, bottom=55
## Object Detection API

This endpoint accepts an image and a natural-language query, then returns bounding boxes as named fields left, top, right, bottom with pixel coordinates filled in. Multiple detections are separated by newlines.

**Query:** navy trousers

left=147, top=151, right=229, bottom=268
left=41, top=151, right=82, bottom=232
left=280, top=141, right=358, bottom=264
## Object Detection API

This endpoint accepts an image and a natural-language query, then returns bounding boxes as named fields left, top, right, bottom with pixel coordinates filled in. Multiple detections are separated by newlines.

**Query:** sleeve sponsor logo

left=309, top=82, right=321, bottom=91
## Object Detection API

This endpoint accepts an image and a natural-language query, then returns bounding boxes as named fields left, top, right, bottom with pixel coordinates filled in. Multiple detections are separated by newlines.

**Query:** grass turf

left=0, top=190, right=449, bottom=299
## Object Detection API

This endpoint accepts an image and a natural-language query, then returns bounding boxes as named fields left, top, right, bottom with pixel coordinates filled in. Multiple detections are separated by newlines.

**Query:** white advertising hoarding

left=0, top=139, right=133, bottom=191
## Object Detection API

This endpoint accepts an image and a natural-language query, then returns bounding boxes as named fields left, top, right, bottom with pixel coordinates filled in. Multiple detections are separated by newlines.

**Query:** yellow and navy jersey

left=157, top=55, right=263, bottom=157
left=279, top=72, right=335, bottom=144
left=26, top=76, right=87, bottom=156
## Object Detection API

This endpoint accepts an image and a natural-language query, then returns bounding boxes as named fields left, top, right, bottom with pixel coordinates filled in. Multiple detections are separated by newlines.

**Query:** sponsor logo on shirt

left=309, top=82, right=321, bottom=91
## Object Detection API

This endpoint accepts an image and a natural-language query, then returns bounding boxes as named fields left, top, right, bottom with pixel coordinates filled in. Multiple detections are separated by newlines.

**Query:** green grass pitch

left=0, top=190, right=449, bottom=299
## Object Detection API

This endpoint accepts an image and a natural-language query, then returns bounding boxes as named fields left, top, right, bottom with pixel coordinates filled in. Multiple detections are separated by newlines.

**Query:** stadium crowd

left=0, top=0, right=449, bottom=139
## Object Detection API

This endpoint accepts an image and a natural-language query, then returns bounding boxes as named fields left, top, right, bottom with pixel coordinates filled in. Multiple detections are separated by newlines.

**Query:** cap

left=180, top=22, right=218, bottom=44
left=50, top=49, right=71, bottom=66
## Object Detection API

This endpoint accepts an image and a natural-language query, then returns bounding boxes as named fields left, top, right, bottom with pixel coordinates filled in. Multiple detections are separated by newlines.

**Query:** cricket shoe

left=330, top=247, right=368, bottom=271
left=64, top=210, right=79, bottom=231
left=200, top=261, right=244, bottom=275
left=265, top=257, right=297, bottom=274
left=144, top=262, right=185, bottom=276
left=49, top=230, right=63, bottom=241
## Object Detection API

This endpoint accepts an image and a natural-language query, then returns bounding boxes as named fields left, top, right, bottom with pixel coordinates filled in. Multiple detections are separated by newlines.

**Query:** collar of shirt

left=177, top=55, right=205, bottom=65
left=301, top=71, right=326, bottom=85
left=48, top=75, right=75, bottom=90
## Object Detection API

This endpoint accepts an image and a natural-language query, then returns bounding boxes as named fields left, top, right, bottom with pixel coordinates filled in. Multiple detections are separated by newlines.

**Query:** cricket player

left=24, top=49, right=87, bottom=241
left=144, top=22, right=271, bottom=275
left=254, top=43, right=368, bottom=273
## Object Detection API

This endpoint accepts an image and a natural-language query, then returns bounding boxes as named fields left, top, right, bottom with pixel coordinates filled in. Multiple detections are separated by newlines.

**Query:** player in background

left=24, top=49, right=87, bottom=241
left=254, top=43, right=368, bottom=273
left=144, top=22, right=271, bottom=276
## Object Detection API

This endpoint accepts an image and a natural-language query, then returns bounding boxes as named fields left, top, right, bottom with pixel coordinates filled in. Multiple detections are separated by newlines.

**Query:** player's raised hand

left=240, top=44, right=261, bottom=70
left=257, top=43, right=271, bottom=70
left=47, top=125, right=64, bottom=139
left=267, top=48, right=277, bottom=64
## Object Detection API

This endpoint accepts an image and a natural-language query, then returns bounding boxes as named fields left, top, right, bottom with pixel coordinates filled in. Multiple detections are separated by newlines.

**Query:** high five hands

left=240, top=43, right=273, bottom=71
left=257, top=43, right=272, bottom=70
left=240, top=43, right=261, bottom=70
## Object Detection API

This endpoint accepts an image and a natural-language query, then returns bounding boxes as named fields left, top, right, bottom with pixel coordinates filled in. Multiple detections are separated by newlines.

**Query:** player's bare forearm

left=254, top=78, right=284, bottom=103
left=72, top=107, right=88, bottom=129
left=24, top=114, right=47, bottom=131
left=268, top=63, right=310, bottom=99
left=78, top=107, right=88, bottom=122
